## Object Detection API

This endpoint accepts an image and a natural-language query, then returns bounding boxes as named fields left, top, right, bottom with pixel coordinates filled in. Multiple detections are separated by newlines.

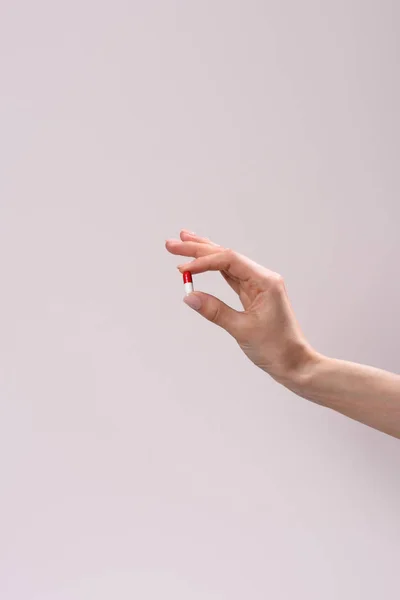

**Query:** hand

left=166, top=230, right=318, bottom=384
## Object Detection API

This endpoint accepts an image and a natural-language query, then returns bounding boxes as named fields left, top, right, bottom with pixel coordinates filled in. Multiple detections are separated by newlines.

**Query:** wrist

left=273, top=344, right=326, bottom=394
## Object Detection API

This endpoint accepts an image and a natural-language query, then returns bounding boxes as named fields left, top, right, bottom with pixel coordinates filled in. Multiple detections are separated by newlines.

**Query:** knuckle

left=224, top=248, right=235, bottom=258
left=210, top=304, right=221, bottom=324
left=269, top=272, right=285, bottom=292
left=274, top=273, right=284, bottom=286
left=223, top=248, right=236, bottom=265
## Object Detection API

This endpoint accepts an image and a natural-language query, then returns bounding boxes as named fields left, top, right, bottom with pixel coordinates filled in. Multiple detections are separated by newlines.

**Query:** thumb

left=183, top=292, right=242, bottom=337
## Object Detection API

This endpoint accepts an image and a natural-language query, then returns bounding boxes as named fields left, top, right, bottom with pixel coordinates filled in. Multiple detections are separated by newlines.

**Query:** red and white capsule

left=183, top=271, right=194, bottom=295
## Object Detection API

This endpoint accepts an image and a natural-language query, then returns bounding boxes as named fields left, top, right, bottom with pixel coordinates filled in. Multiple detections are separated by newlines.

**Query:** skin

left=166, top=230, right=400, bottom=439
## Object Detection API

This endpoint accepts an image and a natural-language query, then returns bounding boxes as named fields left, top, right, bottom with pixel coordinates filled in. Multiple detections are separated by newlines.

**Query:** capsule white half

left=184, top=281, right=194, bottom=295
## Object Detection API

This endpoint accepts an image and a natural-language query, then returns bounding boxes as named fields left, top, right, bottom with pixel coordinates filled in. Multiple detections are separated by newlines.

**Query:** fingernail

left=182, top=229, right=196, bottom=235
left=183, top=294, right=202, bottom=310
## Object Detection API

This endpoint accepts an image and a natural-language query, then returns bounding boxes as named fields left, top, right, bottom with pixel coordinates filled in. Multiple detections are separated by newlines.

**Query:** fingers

left=168, top=231, right=245, bottom=297
left=165, top=239, right=223, bottom=259
left=166, top=229, right=222, bottom=258
left=177, top=249, right=258, bottom=282
left=184, top=291, right=244, bottom=337
left=179, top=229, right=219, bottom=246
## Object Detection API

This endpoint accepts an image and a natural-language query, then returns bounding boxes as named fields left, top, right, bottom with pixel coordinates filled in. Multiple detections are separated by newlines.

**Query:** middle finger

left=165, top=239, right=223, bottom=259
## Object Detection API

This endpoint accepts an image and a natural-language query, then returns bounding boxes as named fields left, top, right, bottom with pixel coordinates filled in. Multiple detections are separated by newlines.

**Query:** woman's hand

left=166, top=230, right=318, bottom=385
left=167, top=229, right=400, bottom=438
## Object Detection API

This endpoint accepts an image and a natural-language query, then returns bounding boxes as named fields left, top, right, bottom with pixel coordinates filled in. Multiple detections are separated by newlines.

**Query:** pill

left=183, top=271, right=194, bottom=295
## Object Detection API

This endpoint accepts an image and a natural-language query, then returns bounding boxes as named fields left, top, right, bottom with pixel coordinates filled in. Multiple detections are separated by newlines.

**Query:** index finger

left=178, top=249, right=264, bottom=283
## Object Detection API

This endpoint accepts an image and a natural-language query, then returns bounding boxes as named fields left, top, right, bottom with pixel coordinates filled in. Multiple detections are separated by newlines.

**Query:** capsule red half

left=183, top=271, right=194, bottom=294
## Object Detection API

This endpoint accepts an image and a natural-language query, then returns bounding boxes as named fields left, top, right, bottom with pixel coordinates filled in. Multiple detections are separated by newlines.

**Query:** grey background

left=1, top=1, right=399, bottom=598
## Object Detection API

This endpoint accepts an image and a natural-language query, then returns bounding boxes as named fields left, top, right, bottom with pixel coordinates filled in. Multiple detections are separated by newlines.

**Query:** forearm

left=282, top=352, right=400, bottom=438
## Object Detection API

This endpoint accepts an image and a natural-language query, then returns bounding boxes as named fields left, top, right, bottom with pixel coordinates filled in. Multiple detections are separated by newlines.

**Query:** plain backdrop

left=1, top=1, right=400, bottom=598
